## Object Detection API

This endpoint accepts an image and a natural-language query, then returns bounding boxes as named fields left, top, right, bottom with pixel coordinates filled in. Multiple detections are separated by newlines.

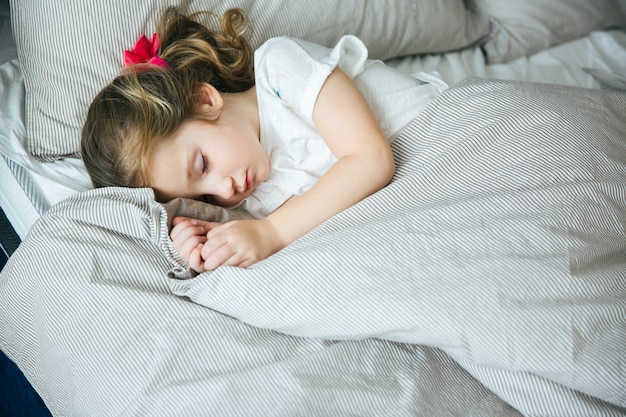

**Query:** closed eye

left=189, top=151, right=209, bottom=176
left=202, top=154, right=209, bottom=174
left=194, top=152, right=208, bottom=176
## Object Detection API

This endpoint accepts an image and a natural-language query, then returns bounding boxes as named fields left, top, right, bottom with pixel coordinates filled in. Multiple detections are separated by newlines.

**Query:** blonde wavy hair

left=81, top=7, right=254, bottom=189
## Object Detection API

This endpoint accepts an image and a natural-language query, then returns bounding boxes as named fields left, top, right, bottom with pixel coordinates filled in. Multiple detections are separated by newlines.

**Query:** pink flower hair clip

left=124, top=33, right=169, bottom=68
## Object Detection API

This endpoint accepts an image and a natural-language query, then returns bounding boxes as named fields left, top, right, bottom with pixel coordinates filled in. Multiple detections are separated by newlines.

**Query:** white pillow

left=474, top=0, right=626, bottom=63
left=9, top=0, right=489, bottom=161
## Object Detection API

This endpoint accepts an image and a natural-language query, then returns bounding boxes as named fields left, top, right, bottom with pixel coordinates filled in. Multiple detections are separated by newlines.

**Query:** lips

left=238, top=171, right=252, bottom=194
left=246, top=172, right=252, bottom=191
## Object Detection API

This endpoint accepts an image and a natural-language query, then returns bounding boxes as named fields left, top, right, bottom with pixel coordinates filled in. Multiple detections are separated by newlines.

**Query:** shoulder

left=254, top=37, right=327, bottom=98
left=255, top=37, right=340, bottom=65
left=255, top=37, right=303, bottom=61
left=257, top=36, right=300, bottom=50
left=256, top=36, right=371, bottom=81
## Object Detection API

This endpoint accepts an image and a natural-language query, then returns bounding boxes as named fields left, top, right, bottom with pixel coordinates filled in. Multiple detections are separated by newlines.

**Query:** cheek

left=147, top=164, right=193, bottom=201
left=251, top=142, right=269, bottom=171
left=258, top=151, right=271, bottom=180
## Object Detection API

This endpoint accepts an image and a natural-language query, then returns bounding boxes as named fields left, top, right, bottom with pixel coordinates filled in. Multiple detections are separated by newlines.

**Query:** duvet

left=1, top=77, right=625, bottom=416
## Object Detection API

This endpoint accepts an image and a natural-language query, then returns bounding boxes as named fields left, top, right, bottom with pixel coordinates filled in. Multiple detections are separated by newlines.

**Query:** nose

left=215, top=176, right=235, bottom=199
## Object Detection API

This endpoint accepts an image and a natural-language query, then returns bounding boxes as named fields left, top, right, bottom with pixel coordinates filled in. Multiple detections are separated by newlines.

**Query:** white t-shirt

left=237, top=36, right=447, bottom=218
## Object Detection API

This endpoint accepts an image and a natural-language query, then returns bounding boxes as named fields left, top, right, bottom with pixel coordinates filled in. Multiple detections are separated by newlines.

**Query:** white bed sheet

left=388, top=30, right=626, bottom=88
left=0, top=156, right=38, bottom=239
left=0, top=60, right=91, bottom=239
left=0, top=29, right=625, bottom=240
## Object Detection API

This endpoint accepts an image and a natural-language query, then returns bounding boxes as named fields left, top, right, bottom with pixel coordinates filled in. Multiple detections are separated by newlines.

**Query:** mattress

left=1, top=29, right=626, bottom=241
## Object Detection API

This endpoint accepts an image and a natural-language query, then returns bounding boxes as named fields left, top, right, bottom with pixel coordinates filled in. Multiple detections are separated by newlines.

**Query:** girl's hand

left=170, top=216, right=217, bottom=272
left=200, top=218, right=284, bottom=271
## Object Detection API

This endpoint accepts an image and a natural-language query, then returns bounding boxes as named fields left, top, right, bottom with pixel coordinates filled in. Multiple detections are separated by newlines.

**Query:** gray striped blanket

left=1, top=78, right=625, bottom=416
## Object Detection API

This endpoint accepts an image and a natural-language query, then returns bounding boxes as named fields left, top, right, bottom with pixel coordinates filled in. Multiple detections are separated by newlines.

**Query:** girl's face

left=148, top=118, right=270, bottom=206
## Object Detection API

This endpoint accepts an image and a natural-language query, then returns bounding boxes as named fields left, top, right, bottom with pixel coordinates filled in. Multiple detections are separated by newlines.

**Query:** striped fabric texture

left=1, top=156, right=47, bottom=215
left=10, top=0, right=489, bottom=161
left=474, top=0, right=626, bottom=63
left=170, top=78, right=626, bottom=415
left=1, top=78, right=625, bottom=416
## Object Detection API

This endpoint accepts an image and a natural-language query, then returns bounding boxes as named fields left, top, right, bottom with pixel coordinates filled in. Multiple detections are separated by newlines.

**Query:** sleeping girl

left=81, top=6, right=446, bottom=272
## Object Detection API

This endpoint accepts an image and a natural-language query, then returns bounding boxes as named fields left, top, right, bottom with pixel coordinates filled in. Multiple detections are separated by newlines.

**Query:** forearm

left=266, top=66, right=396, bottom=248
left=266, top=150, right=394, bottom=247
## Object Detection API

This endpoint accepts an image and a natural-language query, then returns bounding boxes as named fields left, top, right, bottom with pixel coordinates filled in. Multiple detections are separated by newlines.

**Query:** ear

left=197, top=83, right=224, bottom=120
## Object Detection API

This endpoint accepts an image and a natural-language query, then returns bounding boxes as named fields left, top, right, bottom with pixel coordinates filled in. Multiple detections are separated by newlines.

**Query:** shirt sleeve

left=254, top=36, right=369, bottom=125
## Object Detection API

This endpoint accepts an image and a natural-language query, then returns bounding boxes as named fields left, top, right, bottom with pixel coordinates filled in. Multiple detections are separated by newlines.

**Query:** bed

left=1, top=1, right=625, bottom=416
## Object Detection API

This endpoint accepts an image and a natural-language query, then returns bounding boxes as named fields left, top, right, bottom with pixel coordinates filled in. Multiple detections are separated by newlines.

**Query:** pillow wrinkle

left=474, top=0, right=626, bottom=63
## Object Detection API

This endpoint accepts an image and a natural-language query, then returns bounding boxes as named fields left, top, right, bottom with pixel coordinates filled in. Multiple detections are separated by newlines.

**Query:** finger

left=172, top=219, right=219, bottom=240
left=172, top=216, right=193, bottom=226
left=203, top=243, right=239, bottom=271
left=188, top=218, right=219, bottom=232
left=205, top=222, right=225, bottom=236
left=170, top=218, right=194, bottom=241
left=197, top=221, right=221, bottom=236
left=171, top=221, right=206, bottom=243
left=188, top=243, right=207, bottom=273
left=177, top=235, right=207, bottom=261
left=171, top=229, right=208, bottom=253
left=220, top=251, right=257, bottom=269
left=200, top=234, right=226, bottom=261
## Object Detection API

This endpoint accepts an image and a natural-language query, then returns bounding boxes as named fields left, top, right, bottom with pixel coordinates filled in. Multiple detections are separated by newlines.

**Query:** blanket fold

left=168, top=78, right=626, bottom=409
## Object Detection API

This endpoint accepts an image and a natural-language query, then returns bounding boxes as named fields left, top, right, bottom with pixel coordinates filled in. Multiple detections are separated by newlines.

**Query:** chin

left=209, top=195, right=246, bottom=208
